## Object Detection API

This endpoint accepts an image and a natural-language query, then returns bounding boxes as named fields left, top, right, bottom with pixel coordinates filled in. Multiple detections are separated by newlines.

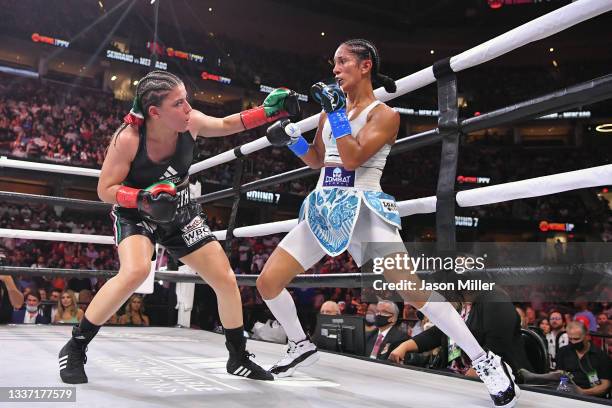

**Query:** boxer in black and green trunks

left=58, top=70, right=299, bottom=384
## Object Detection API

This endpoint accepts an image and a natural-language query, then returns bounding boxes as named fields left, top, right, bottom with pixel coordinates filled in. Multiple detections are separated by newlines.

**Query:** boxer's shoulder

left=110, top=125, right=140, bottom=159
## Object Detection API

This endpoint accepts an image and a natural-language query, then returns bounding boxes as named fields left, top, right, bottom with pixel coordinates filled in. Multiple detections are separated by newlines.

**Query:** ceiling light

left=595, top=124, right=612, bottom=133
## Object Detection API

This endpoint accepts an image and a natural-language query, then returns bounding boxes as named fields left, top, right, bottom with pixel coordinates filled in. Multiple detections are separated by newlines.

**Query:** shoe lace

left=80, top=345, right=88, bottom=365
left=286, top=341, right=298, bottom=356
left=243, top=350, right=255, bottom=361
left=474, top=356, right=505, bottom=393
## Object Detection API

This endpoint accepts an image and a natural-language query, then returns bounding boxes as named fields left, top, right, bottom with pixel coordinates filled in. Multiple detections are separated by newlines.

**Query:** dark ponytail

left=342, top=39, right=397, bottom=93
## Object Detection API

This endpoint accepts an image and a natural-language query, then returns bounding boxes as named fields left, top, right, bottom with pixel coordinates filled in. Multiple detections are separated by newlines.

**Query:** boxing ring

left=0, top=325, right=607, bottom=408
left=1, top=0, right=612, bottom=406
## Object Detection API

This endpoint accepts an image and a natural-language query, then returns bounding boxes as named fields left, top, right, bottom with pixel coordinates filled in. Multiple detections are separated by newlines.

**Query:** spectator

left=556, top=321, right=611, bottom=397
left=389, top=289, right=532, bottom=379
left=411, top=311, right=432, bottom=337
left=12, top=292, right=50, bottom=324
left=574, top=298, right=597, bottom=332
left=537, top=318, right=551, bottom=336
left=547, top=310, right=570, bottom=370
left=365, top=301, right=408, bottom=361
left=118, top=294, right=149, bottom=326
left=515, top=306, right=528, bottom=329
left=77, top=289, right=93, bottom=312
left=597, top=313, right=608, bottom=331
left=53, top=289, right=84, bottom=323
left=319, top=301, right=340, bottom=315
left=46, top=288, right=61, bottom=322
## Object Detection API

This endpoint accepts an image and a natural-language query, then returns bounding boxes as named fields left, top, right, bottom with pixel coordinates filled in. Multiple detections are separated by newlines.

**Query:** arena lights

left=201, top=71, right=231, bottom=85
left=31, top=33, right=69, bottom=48
left=596, top=124, right=612, bottom=133
left=260, top=85, right=308, bottom=102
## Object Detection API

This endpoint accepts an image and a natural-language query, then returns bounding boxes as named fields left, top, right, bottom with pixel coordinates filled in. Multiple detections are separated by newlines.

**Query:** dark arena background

left=0, top=0, right=611, bottom=407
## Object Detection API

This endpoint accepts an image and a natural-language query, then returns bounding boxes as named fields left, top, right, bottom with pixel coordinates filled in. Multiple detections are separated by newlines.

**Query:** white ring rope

left=1, top=0, right=609, bottom=178
left=3, top=164, right=610, bottom=243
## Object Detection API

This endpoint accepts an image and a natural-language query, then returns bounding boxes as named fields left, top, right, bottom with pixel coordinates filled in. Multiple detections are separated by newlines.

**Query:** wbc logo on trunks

left=323, top=167, right=355, bottom=187
left=181, top=215, right=213, bottom=247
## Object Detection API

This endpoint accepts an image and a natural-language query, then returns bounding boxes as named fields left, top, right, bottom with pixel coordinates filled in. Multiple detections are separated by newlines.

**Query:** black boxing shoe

left=58, top=338, right=88, bottom=384
left=226, top=342, right=274, bottom=381
left=58, top=325, right=96, bottom=384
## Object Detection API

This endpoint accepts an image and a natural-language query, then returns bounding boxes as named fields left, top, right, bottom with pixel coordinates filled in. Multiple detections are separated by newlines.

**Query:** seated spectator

left=574, top=298, right=597, bottom=332
left=365, top=301, right=408, bottom=360
left=77, top=289, right=93, bottom=312
left=365, top=303, right=377, bottom=333
left=118, top=294, right=149, bottom=326
left=12, top=291, right=50, bottom=324
left=537, top=317, right=551, bottom=337
left=53, top=289, right=84, bottom=324
left=45, top=288, right=61, bottom=322
left=389, top=288, right=532, bottom=379
left=556, top=321, right=611, bottom=397
left=597, top=313, right=608, bottom=332
left=515, top=306, right=528, bottom=329
left=0, top=275, right=24, bottom=323
left=319, top=301, right=340, bottom=315
left=411, top=311, right=431, bottom=337
left=547, top=310, right=570, bottom=369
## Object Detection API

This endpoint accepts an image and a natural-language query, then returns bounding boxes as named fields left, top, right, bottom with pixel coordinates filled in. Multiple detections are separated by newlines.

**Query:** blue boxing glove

left=311, top=82, right=351, bottom=139
left=266, top=119, right=309, bottom=157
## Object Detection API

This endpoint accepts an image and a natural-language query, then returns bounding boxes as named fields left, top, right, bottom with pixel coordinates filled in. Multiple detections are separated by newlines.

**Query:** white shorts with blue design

left=278, top=166, right=407, bottom=269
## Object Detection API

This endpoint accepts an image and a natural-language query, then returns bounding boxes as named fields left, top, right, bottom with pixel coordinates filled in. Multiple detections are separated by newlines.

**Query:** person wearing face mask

left=365, top=301, right=408, bottom=360
left=12, top=292, right=50, bottom=324
left=556, top=321, right=611, bottom=397
left=364, top=303, right=378, bottom=333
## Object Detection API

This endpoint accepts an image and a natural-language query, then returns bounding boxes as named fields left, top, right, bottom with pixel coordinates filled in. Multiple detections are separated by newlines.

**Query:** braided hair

left=342, top=39, right=396, bottom=93
left=112, top=70, right=183, bottom=147
left=136, top=70, right=183, bottom=119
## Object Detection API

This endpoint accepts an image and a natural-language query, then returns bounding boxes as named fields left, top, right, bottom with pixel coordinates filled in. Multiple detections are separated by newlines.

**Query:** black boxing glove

left=116, top=181, right=178, bottom=223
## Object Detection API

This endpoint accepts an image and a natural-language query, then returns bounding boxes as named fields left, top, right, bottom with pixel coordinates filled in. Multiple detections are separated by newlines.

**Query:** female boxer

left=259, top=39, right=519, bottom=407
left=59, top=70, right=299, bottom=384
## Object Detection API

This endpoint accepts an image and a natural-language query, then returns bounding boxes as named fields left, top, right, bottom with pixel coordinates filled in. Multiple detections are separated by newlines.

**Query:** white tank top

left=317, top=100, right=393, bottom=191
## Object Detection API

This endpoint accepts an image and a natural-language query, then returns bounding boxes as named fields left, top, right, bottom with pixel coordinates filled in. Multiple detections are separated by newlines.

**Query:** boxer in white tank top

left=257, top=39, right=519, bottom=408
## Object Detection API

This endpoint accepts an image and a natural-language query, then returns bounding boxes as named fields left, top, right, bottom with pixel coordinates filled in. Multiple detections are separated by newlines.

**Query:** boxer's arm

left=0, top=275, right=24, bottom=309
left=336, top=105, right=399, bottom=170
left=299, top=113, right=326, bottom=169
left=97, top=126, right=139, bottom=204
left=188, top=109, right=246, bottom=138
